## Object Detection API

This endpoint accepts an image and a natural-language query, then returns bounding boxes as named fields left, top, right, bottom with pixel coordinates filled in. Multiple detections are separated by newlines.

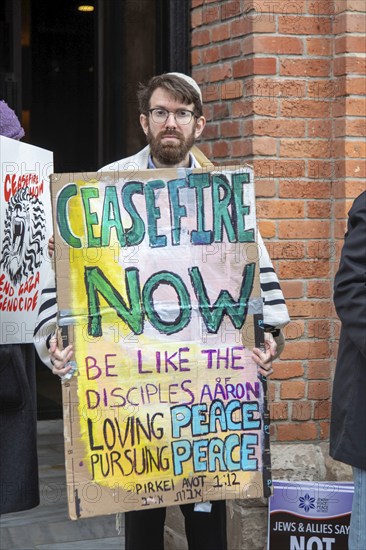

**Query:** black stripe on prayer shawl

left=41, top=287, right=56, bottom=294
left=37, top=297, right=56, bottom=315
left=34, top=312, right=57, bottom=335
left=46, top=332, right=54, bottom=348
left=261, top=281, right=281, bottom=291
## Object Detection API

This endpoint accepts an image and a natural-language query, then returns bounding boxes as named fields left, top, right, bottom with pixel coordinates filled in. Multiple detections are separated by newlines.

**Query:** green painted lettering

left=81, top=187, right=101, bottom=247
left=232, top=174, right=254, bottom=242
left=122, top=181, right=145, bottom=246
left=84, top=266, right=143, bottom=337
left=56, top=183, right=81, bottom=248
left=143, top=271, right=191, bottom=335
left=101, top=186, right=126, bottom=246
left=189, top=263, right=255, bottom=333
left=188, top=173, right=212, bottom=245
left=212, top=175, right=236, bottom=243
left=145, top=180, right=167, bottom=248
left=168, top=179, right=187, bottom=245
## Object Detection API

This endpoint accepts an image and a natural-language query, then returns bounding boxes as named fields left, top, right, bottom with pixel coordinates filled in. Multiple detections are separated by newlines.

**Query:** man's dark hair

left=137, top=74, right=203, bottom=117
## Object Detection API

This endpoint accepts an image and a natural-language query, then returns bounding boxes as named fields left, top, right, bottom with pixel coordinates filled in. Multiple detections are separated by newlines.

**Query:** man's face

left=140, top=87, right=206, bottom=168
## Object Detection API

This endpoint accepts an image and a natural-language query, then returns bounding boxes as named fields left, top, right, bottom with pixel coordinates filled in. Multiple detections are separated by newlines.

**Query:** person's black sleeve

left=334, top=191, right=366, bottom=358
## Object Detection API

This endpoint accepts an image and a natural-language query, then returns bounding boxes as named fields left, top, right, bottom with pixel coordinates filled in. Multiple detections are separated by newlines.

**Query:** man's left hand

left=251, top=332, right=277, bottom=378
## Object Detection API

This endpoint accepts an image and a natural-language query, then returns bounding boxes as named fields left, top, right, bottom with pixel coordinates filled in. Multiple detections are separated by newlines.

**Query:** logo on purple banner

left=268, top=480, right=353, bottom=550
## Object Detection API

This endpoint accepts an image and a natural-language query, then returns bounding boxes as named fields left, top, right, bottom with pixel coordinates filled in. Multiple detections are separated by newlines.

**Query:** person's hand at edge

left=48, top=235, right=55, bottom=258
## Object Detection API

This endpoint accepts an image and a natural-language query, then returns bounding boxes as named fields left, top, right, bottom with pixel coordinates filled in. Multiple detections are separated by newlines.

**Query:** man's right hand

left=49, top=334, right=73, bottom=378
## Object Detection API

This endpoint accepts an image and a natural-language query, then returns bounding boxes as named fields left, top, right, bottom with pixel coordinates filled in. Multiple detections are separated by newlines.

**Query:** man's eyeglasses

left=148, top=108, right=196, bottom=125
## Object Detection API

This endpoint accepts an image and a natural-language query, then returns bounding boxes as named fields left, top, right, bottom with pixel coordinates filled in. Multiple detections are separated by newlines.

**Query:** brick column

left=333, top=0, right=366, bottom=238
left=191, top=0, right=339, bottom=445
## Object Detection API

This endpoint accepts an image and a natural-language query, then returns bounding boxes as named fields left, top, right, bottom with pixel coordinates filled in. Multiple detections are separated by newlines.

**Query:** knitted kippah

left=167, top=72, right=202, bottom=103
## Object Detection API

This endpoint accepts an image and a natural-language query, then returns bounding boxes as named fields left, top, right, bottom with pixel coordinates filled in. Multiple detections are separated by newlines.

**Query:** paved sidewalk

left=0, top=420, right=124, bottom=550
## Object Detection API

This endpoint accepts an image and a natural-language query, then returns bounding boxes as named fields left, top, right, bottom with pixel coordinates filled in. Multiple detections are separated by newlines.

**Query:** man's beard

left=147, top=127, right=196, bottom=166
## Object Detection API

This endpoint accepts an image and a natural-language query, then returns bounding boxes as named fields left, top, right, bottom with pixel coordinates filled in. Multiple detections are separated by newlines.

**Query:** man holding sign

left=35, top=73, right=289, bottom=550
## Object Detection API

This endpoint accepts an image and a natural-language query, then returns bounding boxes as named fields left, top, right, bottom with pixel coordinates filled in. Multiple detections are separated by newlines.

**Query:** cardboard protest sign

left=0, top=136, right=53, bottom=343
left=51, top=166, right=271, bottom=519
left=268, top=480, right=353, bottom=550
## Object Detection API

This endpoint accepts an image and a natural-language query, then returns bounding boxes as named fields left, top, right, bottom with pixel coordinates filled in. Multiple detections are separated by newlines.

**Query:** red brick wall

left=191, top=0, right=365, bottom=443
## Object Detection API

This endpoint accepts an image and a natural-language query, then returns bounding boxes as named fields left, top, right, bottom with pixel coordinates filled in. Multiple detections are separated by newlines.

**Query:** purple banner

left=268, top=480, right=353, bottom=550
